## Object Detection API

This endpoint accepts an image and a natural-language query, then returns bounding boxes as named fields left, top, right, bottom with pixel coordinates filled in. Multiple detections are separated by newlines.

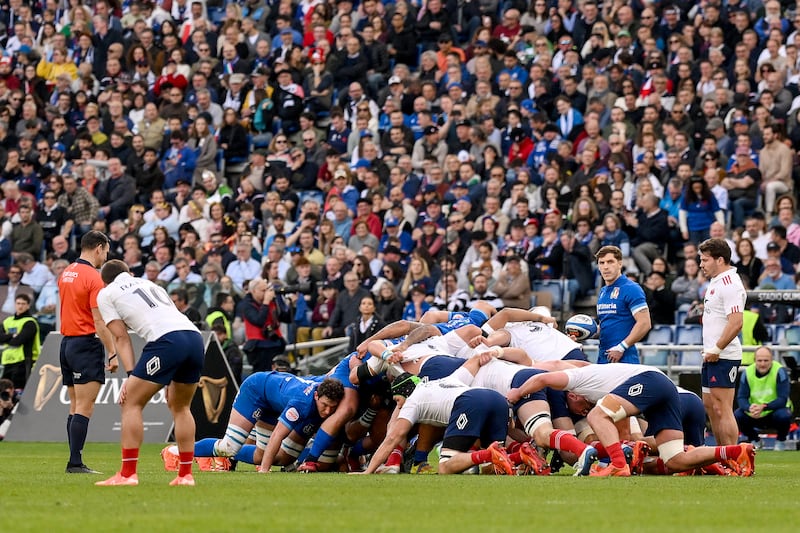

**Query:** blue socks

left=235, top=445, right=257, bottom=464
left=307, top=429, right=336, bottom=462
left=194, top=438, right=218, bottom=457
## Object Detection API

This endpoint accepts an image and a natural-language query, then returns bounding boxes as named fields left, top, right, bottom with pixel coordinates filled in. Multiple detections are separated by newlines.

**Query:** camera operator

left=238, top=279, right=289, bottom=373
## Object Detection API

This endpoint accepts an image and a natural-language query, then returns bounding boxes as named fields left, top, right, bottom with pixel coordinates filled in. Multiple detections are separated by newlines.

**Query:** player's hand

left=119, top=379, right=128, bottom=405
left=355, top=341, right=369, bottom=359
left=506, top=388, right=523, bottom=404
left=467, top=335, right=486, bottom=348
left=256, top=465, right=270, bottom=474
left=478, top=351, right=494, bottom=366
left=541, top=316, right=558, bottom=328
left=606, top=348, right=623, bottom=363
left=106, top=355, right=119, bottom=373
left=702, top=351, right=720, bottom=363
left=387, top=351, right=404, bottom=364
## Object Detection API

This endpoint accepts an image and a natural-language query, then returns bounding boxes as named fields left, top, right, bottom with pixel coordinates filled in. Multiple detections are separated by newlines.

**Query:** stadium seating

left=532, top=280, right=564, bottom=311
left=783, top=326, right=800, bottom=360
left=675, top=325, right=703, bottom=366
left=641, top=325, right=672, bottom=366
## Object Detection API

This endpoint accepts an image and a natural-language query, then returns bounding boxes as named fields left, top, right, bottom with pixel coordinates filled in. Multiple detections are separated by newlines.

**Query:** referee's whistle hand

left=106, top=360, right=119, bottom=373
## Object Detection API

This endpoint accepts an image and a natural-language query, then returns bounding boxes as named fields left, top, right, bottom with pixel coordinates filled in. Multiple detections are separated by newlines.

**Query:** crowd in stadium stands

left=3, top=0, right=800, bottom=388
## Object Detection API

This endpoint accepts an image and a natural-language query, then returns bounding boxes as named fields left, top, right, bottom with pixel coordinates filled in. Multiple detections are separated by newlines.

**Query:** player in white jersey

left=471, top=307, right=587, bottom=362
left=95, top=260, right=205, bottom=487
left=698, top=238, right=746, bottom=446
left=507, top=363, right=755, bottom=477
left=467, top=357, right=598, bottom=475
left=359, top=366, right=517, bottom=476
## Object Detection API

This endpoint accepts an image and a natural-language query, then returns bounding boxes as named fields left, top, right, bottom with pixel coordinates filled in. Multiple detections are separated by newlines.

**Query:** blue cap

left=447, top=82, right=463, bottom=90
left=353, top=159, right=371, bottom=169
left=385, top=217, right=400, bottom=227
left=424, top=183, right=437, bottom=193
left=280, top=28, right=292, bottom=35
left=52, top=142, right=66, bottom=152
left=521, top=99, right=535, bottom=112
left=359, top=129, right=374, bottom=138
left=452, top=181, right=468, bottom=188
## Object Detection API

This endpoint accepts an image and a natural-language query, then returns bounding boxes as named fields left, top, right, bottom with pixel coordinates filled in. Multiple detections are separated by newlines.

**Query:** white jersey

left=563, top=363, right=666, bottom=403
left=394, top=335, right=452, bottom=363
left=398, top=376, right=472, bottom=426
left=505, top=321, right=581, bottom=361
left=472, top=359, right=529, bottom=394
left=97, top=272, right=199, bottom=343
left=702, top=267, right=746, bottom=361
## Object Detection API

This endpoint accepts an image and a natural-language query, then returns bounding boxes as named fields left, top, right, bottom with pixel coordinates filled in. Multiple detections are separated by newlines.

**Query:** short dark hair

left=595, top=245, right=623, bottom=262
left=81, top=230, right=110, bottom=251
left=699, top=238, right=732, bottom=264
left=170, top=288, right=189, bottom=304
left=15, top=293, right=31, bottom=305
left=316, top=378, right=345, bottom=403
left=100, top=259, right=131, bottom=284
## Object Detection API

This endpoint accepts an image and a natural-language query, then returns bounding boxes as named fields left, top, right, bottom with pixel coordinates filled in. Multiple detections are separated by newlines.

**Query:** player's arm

left=606, top=306, right=651, bottom=363
left=355, top=320, right=420, bottom=358
left=392, top=323, right=440, bottom=351
left=507, top=371, right=569, bottom=404
left=420, top=310, right=451, bottom=324
left=93, top=307, right=118, bottom=372
left=362, top=407, right=413, bottom=474
left=703, top=310, right=743, bottom=362
left=531, top=360, right=589, bottom=372
left=257, top=420, right=291, bottom=473
left=484, top=308, right=556, bottom=332
left=497, top=347, right=532, bottom=366
left=105, top=319, right=134, bottom=377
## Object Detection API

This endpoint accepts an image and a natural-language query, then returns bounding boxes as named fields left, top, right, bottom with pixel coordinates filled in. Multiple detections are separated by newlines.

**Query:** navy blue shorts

left=233, top=373, right=275, bottom=425
left=680, top=391, right=706, bottom=447
left=510, top=369, right=548, bottom=412
left=418, top=355, right=466, bottom=381
left=701, top=359, right=740, bottom=390
left=133, top=330, right=205, bottom=386
left=443, top=389, right=509, bottom=450
left=60, top=335, right=105, bottom=386
left=609, top=371, right=682, bottom=436
left=547, top=389, right=571, bottom=420
left=563, top=348, right=588, bottom=361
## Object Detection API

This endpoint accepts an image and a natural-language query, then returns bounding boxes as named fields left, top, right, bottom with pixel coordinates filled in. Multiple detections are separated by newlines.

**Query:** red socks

left=506, top=441, right=522, bottom=455
left=715, top=445, right=742, bottom=462
left=550, top=431, right=590, bottom=456
left=121, top=448, right=139, bottom=477
left=605, top=442, right=627, bottom=468
left=385, top=446, right=404, bottom=467
left=178, top=451, right=194, bottom=477
left=471, top=449, right=491, bottom=465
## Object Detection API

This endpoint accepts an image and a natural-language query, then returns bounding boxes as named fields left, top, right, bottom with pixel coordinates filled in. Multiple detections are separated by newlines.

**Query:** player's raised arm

left=355, top=320, right=421, bottom=358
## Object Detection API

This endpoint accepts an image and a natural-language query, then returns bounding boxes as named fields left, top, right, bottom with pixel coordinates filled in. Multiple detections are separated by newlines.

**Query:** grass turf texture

left=1, top=442, right=798, bottom=532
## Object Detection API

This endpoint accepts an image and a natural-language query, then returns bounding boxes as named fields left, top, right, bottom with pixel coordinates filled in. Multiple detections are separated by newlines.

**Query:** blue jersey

left=242, top=371, right=323, bottom=433
left=597, top=275, right=648, bottom=364
left=434, top=309, right=489, bottom=334
left=315, top=352, right=359, bottom=389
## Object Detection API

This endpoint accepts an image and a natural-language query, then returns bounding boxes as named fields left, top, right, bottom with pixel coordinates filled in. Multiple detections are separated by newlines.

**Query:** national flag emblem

left=611, top=288, right=619, bottom=299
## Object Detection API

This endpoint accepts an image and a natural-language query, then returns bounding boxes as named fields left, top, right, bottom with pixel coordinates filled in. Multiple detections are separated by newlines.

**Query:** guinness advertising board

left=6, top=332, right=238, bottom=443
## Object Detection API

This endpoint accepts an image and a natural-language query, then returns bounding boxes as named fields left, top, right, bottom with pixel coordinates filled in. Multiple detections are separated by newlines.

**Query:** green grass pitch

left=1, top=442, right=798, bottom=532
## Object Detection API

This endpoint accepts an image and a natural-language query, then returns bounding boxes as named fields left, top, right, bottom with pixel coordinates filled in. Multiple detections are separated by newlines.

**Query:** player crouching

left=95, top=260, right=206, bottom=487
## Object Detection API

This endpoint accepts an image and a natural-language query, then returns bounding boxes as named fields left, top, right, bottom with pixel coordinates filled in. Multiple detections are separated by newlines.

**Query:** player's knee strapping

left=438, top=448, right=455, bottom=465
left=280, top=437, right=305, bottom=459
left=523, top=412, right=552, bottom=436
left=215, top=424, right=251, bottom=456
left=597, top=395, right=627, bottom=422
left=659, top=439, right=684, bottom=463
left=255, top=426, right=273, bottom=451
left=319, top=448, right=339, bottom=464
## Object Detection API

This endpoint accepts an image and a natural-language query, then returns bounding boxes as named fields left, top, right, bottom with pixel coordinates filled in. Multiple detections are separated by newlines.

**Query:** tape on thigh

left=280, top=436, right=305, bottom=458
left=522, top=412, right=552, bottom=436
left=597, top=395, right=627, bottom=422
left=255, top=425, right=273, bottom=450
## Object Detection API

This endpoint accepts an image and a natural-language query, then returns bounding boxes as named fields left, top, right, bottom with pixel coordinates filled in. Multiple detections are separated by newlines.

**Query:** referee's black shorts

left=60, top=335, right=106, bottom=386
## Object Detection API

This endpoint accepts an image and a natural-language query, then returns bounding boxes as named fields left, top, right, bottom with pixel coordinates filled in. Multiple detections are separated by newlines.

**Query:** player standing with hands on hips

left=595, top=246, right=651, bottom=364
left=698, top=238, right=746, bottom=446
left=59, top=231, right=117, bottom=474
left=95, top=260, right=206, bottom=486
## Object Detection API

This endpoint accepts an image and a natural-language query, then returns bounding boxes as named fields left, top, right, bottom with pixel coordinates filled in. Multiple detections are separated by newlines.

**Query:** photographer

left=238, top=279, right=289, bottom=373
left=0, top=294, right=40, bottom=390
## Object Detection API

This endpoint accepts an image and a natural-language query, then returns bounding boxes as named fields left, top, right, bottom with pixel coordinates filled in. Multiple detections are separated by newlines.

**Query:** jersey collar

left=75, top=258, right=94, bottom=267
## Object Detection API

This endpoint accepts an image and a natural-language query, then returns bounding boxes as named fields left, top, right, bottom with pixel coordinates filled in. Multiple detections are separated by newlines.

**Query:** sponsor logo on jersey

left=286, top=407, right=300, bottom=422
left=628, top=384, right=643, bottom=396
left=456, top=412, right=469, bottom=430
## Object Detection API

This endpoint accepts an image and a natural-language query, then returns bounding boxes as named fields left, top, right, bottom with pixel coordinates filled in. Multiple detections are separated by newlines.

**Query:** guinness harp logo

left=34, top=364, right=62, bottom=411
left=198, top=376, right=228, bottom=423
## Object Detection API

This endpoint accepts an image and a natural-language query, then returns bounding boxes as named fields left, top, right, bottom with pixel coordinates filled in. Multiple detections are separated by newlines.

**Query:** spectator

left=492, top=256, right=530, bottom=309
left=735, top=346, right=793, bottom=452
left=627, top=192, right=669, bottom=274
left=95, top=158, right=137, bottom=223
left=758, top=124, right=793, bottom=216
left=642, top=270, right=676, bottom=325
left=225, top=242, right=262, bottom=290
left=756, top=258, right=795, bottom=290
left=169, top=288, right=202, bottom=327
left=323, top=272, right=368, bottom=339
left=10, top=204, right=43, bottom=259
left=346, top=294, right=385, bottom=353
left=679, top=176, right=725, bottom=244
